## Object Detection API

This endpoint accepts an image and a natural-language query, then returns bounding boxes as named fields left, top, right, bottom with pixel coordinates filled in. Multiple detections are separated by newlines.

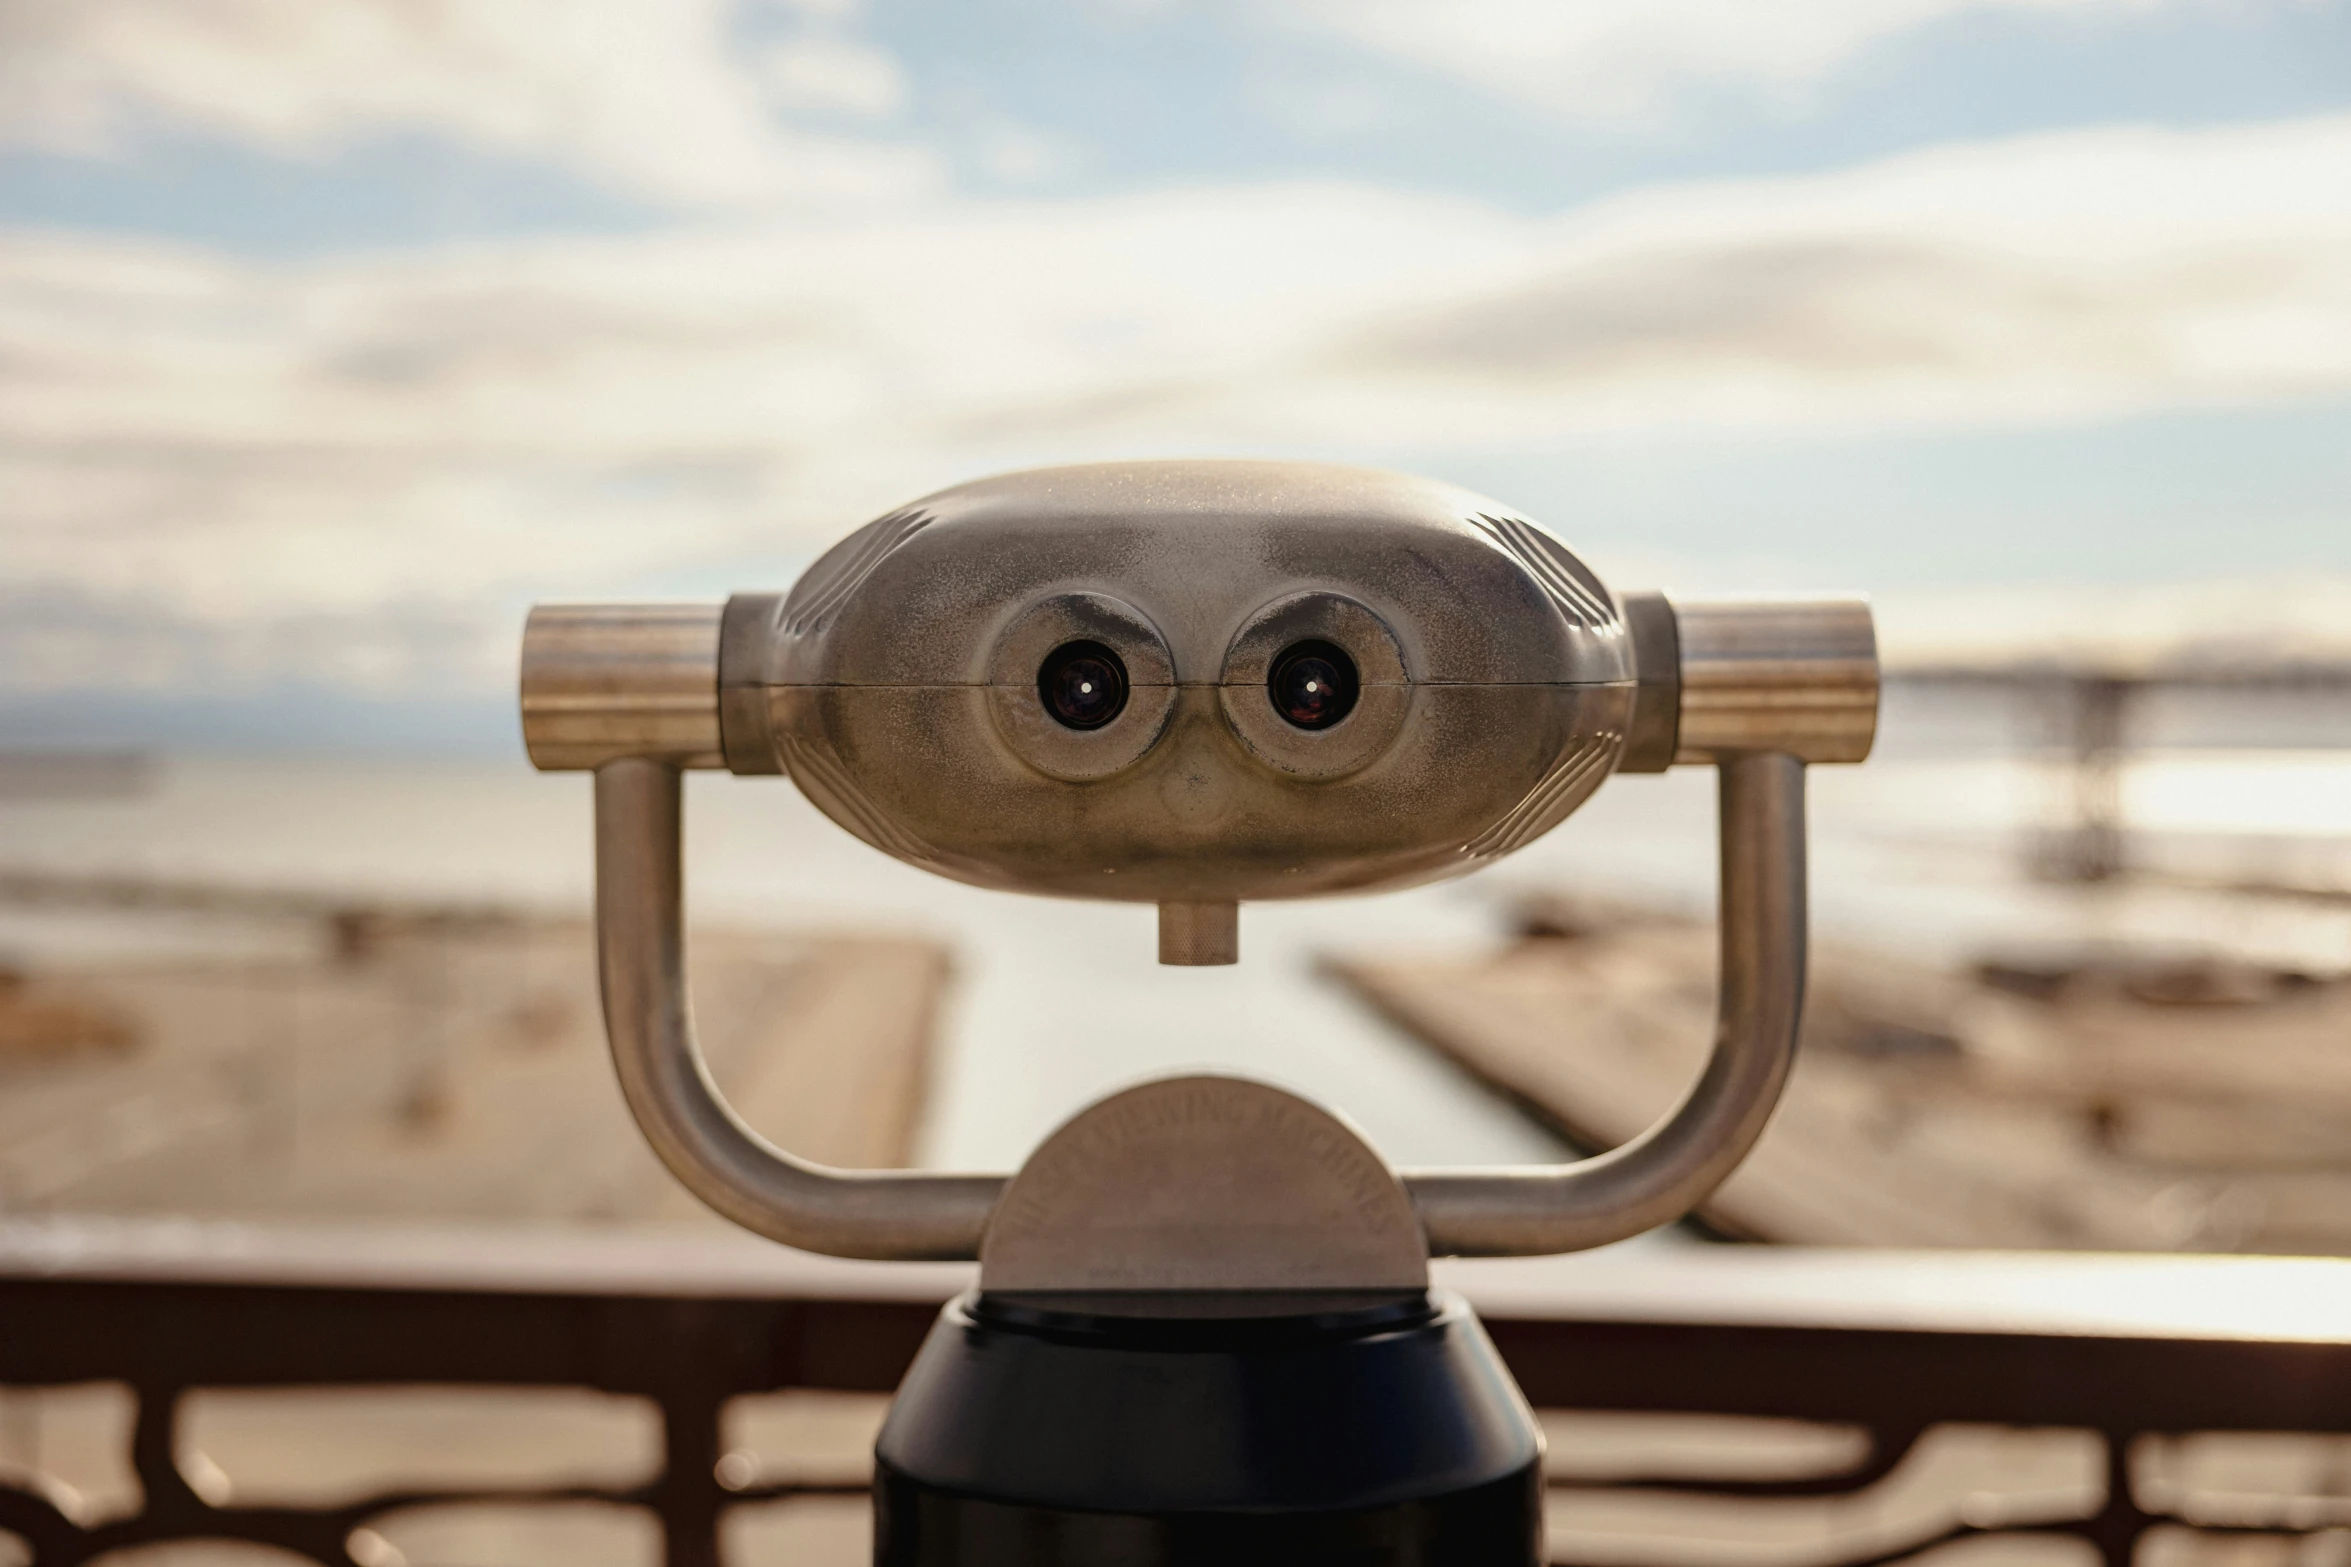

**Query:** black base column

left=873, top=1289, right=1544, bottom=1567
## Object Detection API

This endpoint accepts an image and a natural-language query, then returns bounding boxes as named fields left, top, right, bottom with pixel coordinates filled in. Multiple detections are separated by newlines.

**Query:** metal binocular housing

left=521, top=458, right=1877, bottom=1563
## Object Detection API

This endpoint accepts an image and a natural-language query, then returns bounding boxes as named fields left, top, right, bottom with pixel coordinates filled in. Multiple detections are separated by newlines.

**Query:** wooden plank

left=0, top=914, right=949, bottom=1225
left=1332, top=921, right=2351, bottom=1253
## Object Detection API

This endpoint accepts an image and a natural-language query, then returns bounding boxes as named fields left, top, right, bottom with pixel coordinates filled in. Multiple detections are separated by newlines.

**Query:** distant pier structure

left=1892, top=658, right=2351, bottom=886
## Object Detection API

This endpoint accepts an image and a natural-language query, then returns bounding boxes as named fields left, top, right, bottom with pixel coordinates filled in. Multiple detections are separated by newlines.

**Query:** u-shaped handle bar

left=1400, top=751, right=1805, bottom=1253
left=593, top=750, right=1807, bottom=1261
left=597, top=758, right=1003, bottom=1259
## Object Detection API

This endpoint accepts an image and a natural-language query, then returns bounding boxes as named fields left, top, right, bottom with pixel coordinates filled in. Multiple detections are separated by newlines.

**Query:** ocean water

left=0, top=734, right=2346, bottom=1172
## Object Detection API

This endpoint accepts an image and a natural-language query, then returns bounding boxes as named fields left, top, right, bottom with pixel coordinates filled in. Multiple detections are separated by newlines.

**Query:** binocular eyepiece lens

left=1038, top=641, right=1129, bottom=730
left=1268, top=641, right=1359, bottom=730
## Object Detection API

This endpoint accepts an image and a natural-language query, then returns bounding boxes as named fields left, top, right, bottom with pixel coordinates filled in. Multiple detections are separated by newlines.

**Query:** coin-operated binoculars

left=522, top=461, right=1876, bottom=1566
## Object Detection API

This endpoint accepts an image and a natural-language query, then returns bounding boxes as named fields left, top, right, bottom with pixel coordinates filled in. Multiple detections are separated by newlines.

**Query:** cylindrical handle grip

left=520, top=603, right=725, bottom=771
left=1670, top=596, right=1878, bottom=765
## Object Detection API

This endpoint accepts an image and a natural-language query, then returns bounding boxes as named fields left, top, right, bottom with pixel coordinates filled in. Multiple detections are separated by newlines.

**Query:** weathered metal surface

left=587, top=752, right=1818, bottom=1266
left=520, top=603, right=724, bottom=771
left=1617, top=590, right=1682, bottom=773
left=532, top=461, right=1882, bottom=1265
left=520, top=472, right=1885, bottom=905
left=594, top=759, right=1005, bottom=1261
left=978, top=1077, right=1428, bottom=1294
left=721, top=462, right=1637, bottom=904
left=1155, top=898, right=1238, bottom=965
left=1670, top=596, right=1879, bottom=765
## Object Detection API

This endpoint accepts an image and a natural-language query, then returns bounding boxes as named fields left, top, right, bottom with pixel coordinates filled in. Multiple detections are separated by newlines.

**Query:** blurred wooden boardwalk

left=0, top=908, right=949, bottom=1222
left=1335, top=905, right=2351, bottom=1254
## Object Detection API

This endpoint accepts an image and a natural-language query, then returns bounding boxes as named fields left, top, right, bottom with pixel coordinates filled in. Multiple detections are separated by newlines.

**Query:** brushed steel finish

left=730, top=461, right=1635, bottom=904
left=768, top=684, right=1631, bottom=905
left=717, top=592, right=786, bottom=775
left=1618, top=590, right=1682, bottom=774
left=522, top=604, right=724, bottom=771
left=526, top=461, right=1878, bottom=1264
left=1216, top=591, right=1409, bottom=779
left=1158, top=900, right=1239, bottom=966
left=1405, top=753, right=1807, bottom=1255
left=984, top=591, right=1179, bottom=782
left=979, top=1075, right=1427, bottom=1293
left=588, top=749, right=1807, bottom=1262
left=594, top=758, right=1003, bottom=1259
left=1670, top=597, right=1878, bottom=765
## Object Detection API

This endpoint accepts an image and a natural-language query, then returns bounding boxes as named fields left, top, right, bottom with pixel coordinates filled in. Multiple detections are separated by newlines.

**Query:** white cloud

left=2, top=114, right=2347, bottom=689
left=1277, top=0, right=2254, bottom=127
left=1293, top=114, right=2351, bottom=438
left=752, top=0, right=867, bottom=20
left=0, top=0, right=932, bottom=207
left=763, top=35, right=908, bottom=120
left=970, top=122, right=1080, bottom=184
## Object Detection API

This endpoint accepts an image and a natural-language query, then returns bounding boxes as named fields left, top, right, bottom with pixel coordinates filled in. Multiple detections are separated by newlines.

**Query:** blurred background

left=5, top=0, right=2351, bottom=1213
left=3, top=5, right=2351, bottom=1561
left=4, top=0, right=2351, bottom=1221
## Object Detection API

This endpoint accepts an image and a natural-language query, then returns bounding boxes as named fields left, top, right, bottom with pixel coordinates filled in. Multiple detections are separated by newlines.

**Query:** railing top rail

left=1887, top=660, right=2351, bottom=688
left=6, top=1218, right=2351, bottom=1347
left=1440, top=1248, right=2351, bottom=1344
left=0, top=1216, right=975, bottom=1303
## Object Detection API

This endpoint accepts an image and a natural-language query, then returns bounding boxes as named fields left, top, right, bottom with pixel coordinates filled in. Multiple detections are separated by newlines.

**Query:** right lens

left=1268, top=640, right=1359, bottom=730
left=1038, top=641, right=1129, bottom=730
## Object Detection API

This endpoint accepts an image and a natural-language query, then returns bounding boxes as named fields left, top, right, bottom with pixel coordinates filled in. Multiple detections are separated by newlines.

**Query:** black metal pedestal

left=873, top=1289, right=1543, bottom=1566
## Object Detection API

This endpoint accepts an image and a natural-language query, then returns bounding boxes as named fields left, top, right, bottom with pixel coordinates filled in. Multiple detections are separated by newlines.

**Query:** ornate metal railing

left=4, top=1222, right=2350, bottom=1567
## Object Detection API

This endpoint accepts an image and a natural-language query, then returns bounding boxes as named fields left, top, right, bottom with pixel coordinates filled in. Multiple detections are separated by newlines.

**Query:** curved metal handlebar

left=596, top=758, right=1005, bottom=1259
left=1401, top=752, right=1806, bottom=1254
left=592, top=751, right=1806, bottom=1262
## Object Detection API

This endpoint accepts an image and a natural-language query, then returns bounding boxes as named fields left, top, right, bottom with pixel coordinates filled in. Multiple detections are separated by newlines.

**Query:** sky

left=2, top=0, right=2349, bottom=749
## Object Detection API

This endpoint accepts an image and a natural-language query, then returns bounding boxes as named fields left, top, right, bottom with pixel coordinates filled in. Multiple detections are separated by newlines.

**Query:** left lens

left=1038, top=641, right=1129, bottom=730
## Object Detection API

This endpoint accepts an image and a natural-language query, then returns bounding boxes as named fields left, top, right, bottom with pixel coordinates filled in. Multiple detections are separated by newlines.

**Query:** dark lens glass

left=1038, top=641, right=1129, bottom=730
left=1268, top=640, right=1359, bottom=730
